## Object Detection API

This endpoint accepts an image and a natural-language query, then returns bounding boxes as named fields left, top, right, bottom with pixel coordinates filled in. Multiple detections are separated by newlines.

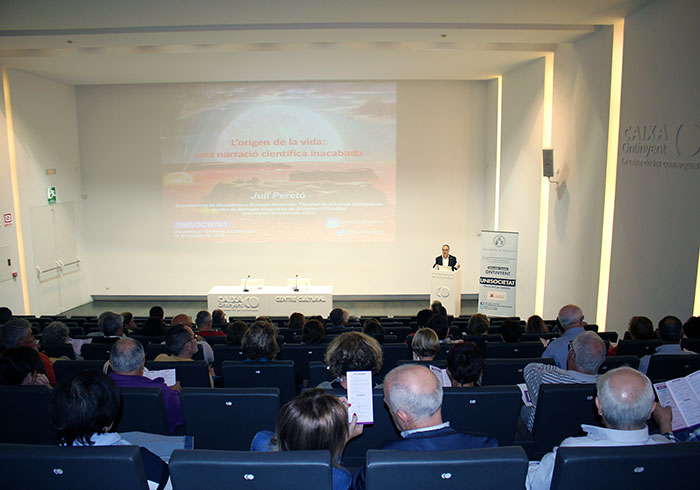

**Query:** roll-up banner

left=478, top=230, right=519, bottom=316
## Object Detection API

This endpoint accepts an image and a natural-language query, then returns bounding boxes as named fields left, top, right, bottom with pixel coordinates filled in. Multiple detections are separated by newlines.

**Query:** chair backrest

left=521, top=332, right=560, bottom=342
left=365, top=446, right=528, bottom=490
left=53, top=360, right=106, bottom=384
left=39, top=343, right=76, bottom=360
left=278, top=344, right=327, bottom=382
left=681, top=338, right=700, bottom=354
left=80, top=342, right=114, bottom=360
left=383, top=326, right=412, bottom=342
left=615, top=339, right=662, bottom=358
left=0, top=386, right=56, bottom=445
left=145, top=361, right=210, bottom=387
left=201, top=335, right=227, bottom=346
left=441, top=386, right=521, bottom=446
left=481, top=357, right=555, bottom=386
left=308, top=361, right=334, bottom=387
left=550, top=443, right=700, bottom=490
left=117, top=387, right=169, bottom=435
left=222, top=361, right=296, bottom=403
left=598, top=355, right=639, bottom=374
left=326, top=388, right=401, bottom=467
left=396, top=359, right=447, bottom=369
left=0, top=444, right=149, bottom=490
left=596, top=331, right=618, bottom=343
left=531, top=384, right=599, bottom=455
left=169, top=449, right=331, bottom=490
left=180, top=388, right=280, bottom=450
left=379, top=343, right=411, bottom=379
left=485, top=341, right=545, bottom=359
left=646, top=354, right=700, bottom=382
left=212, top=344, right=245, bottom=376
left=460, top=335, right=502, bottom=356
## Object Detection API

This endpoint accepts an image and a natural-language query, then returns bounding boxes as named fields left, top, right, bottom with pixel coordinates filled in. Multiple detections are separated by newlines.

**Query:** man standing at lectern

left=434, top=244, right=460, bottom=271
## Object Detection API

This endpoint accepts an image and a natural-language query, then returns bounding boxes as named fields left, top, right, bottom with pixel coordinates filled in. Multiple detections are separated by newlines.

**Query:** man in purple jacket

left=109, top=337, right=184, bottom=434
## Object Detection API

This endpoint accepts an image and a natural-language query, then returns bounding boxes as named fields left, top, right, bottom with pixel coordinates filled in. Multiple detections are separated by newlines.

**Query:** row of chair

left=4, top=440, right=698, bottom=490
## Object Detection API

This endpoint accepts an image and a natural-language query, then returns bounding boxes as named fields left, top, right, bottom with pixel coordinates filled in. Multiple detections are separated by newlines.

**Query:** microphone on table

left=293, top=274, right=299, bottom=292
left=243, top=274, right=251, bottom=292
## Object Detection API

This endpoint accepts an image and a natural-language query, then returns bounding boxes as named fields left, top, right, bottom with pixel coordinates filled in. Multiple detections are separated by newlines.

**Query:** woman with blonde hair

left=411, top=328, right=440, bottom=361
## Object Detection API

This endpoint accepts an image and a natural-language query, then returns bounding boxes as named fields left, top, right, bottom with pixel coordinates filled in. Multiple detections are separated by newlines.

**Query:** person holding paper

left=108, top=338, right=184, bottom=435
left=317, top=332, right=383, bottom=391
left=251, top=389, right=363, bottom=490
left=433, top=244, right=460, bottom=270
left=526, top=367, right=675, bottom=490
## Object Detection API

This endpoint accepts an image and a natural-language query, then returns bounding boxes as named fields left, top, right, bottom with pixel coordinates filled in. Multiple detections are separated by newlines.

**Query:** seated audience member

left=468, top=313, right=490, bottom=336
left=329, top=308, right=349, bottom=329
left=0, top=306, right=12, bottom=326
left=0, top=346, right=51, bottom=386
left=142, top=316, right=167, bottom=337
left=49, top=371, right=170, bottom=489
left=194, top=310, right=224, bottom=337
left=2, top=318, right=56, bottom=386
left=91, top=312, right=125, bottom=344
left=352, top=364, right=498, bottom=490
left=211, top=309, right=227, bottom=326
left=318, top=332, right=383, bottom=390
left=155, top=325, right=199, bottom=362
left=526, top=315, right=549, bottom=334
left=241, top=322, right=280, bottom=361
left=301, top=319, right=326, bottom=344
left=609, top=316, right=655, bottom=355
left=416, top=309, right=433, bottom=329
left=427, top=314, right=450, bottom=342
left=541, top=304, right=586, bottom=369
left=288, top=312, right=305, bottom=330
left=526, top=367, right=674, bottom=490
left=225, top=320, right=248, bottom=345
left=121, top=312, right=138, bottom=335
left=109, top=338, right=184, bottom=434
left=684, top=316, right=700, bottom=339
left=446, top=341, right=484, bottom=387
left=522, top=331, right=607, bottom=432
left=251, top=389, right=362, bottom=490
left=362, top=319, right=385, bottom=344
left=169, top=313, right=214, bottom=363
left=411, top=328, right=440, bottom=361
left=430, top=301, right=447, bottom=318
left=41, top=321, right=91, bottom=360
left=501, top=318, right=523, bottom=342
left=639, top=315, right=695, bottom=374
left=149, top=305, right=165, bottom=320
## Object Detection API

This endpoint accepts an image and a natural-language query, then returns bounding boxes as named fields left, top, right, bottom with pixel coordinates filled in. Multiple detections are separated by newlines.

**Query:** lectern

left=430, top=267, right=461, bottom=316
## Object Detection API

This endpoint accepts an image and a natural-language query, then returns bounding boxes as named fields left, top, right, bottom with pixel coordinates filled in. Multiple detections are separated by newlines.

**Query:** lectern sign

left=478, top=231, right=518, bottom=316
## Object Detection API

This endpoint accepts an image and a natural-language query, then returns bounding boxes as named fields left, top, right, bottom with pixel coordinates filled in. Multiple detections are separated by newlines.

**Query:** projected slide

left=160, top=82, right=396, bottom=242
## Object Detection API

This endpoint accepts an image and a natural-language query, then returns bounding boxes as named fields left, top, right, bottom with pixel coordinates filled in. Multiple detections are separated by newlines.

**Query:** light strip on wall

left=494, top=75, right=503, bottom=230
left=1, top=66, right=31, bottom=314
left=534, top=52, right=554, bottom=317
left=595, top=20, right=625, bottom=331
left=694, top=242, right=700, bottom=316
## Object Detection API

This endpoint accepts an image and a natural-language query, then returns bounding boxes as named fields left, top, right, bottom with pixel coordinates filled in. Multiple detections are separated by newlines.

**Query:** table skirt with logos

left=207, top=286, right=333, bottom=317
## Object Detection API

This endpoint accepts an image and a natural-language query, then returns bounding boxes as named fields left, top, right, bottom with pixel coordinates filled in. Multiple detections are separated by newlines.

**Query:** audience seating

left=0, top=386, right=56, bottom=445
left=460, top=335, right=502, bottom=356
left=0, top=444, right=149, bottom=490
left=365, top=446, right=528, bottom=490
left=39, top=343, right=76, bottom=360
left=68, top=326, right=85, bottom=337
left=308, top=361, right=333, bottom=387
left=549, top=443, right=700, bottom=490
left=145, top=344, right=204, bottom=361
left=382, top=326, right=411, bottom=342
left=485, top=341, right=546, bottom=359
left=379, top=343, right=412, bottom=378
left=396, top=359, right=447, bottom=369
left=528, top=384, right=599, bottom=459
left=615, top=339, right=662, bottom=357
left=596, top=331, right=618, bottom=343
left=278, top=344, right=327, bottom=382
left=116, top=387, right=169, bottom=435
left=200, top=336, right=226, bottom=346
left=646, top=354, right=700, bottom=382
left=598, top=355, right=640, bottom=374
left=53, top=360, right=105, bottom=384
left=442, top=386, right=521, bottom=446
left=481, top=357, right=555, bottom=386
left=145, top=361, right=210, bottom=387
left=212, top=344, right=245, bottom=375
left=521, top=332, right=560, bottom=341
left=170, top=449, right=331, bottom=489
left=180, top=388, right=280, bottom=450
left=222, top=360, right=296, bottom=403
left=81, top=342, right=115, bottom=360
left=681, top=338, right=700, bottom=354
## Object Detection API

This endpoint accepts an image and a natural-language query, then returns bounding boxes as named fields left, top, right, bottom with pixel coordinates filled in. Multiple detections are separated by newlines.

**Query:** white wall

left=76, top=81, right=489, bottom=296
left=4, top=69, right=88, bottom=315
left=607, top=0, right=700, bottom=330
left=500, top=58, right=545, bottom=318
left=544, top=28, right=613, bottom=322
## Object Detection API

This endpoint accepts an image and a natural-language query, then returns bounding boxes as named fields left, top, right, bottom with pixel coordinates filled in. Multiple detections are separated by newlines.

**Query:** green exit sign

left=47, top=186, right=56, bottom=204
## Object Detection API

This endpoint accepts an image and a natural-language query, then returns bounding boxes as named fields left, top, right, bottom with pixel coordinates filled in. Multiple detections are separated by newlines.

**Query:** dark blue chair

left=222, top=360, right=296, bottom=403
left=646, top=354, right=700, bottom=382
left=481, top=357, right=555, bottom=386
left=145, top=361, right=210, bottom=387
left=598, top=355, right=639, bottom=374
left=117, top=387, right=169, bottom=435
left=0, top=386, right=56, bottom=445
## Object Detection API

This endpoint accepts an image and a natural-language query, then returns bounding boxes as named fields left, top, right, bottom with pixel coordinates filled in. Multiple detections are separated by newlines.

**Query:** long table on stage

left=207, top=286, right=333, bottom=317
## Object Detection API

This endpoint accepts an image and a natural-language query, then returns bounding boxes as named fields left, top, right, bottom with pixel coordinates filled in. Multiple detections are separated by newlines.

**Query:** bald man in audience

left=526, top=367, right=675, bottom=490
left=522, top=331, right=607, bottom=432
left=352, top=364, right=497, bottom=490
left=542, top=304, right=586, bottom=368
left=109, top=337, right=184, bottom=434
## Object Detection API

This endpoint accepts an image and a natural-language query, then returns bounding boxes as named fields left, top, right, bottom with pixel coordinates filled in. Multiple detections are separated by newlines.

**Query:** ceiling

left=0, top=0, right=653, bottom=85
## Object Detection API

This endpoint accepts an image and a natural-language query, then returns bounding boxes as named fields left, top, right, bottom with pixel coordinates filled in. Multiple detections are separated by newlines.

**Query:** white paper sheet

left=346, top=370, right=374, bottom=424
